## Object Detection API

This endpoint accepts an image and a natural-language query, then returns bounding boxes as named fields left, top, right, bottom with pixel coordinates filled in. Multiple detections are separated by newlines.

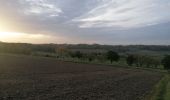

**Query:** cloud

left=20, top=0, right=62, bottom=17
left=73, top=0, right=170, bottom=29
left=0, top=0, right=170, bottom=44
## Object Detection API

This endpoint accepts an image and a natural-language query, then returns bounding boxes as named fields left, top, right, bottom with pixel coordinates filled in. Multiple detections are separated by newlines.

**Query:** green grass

left=164, top=77, right=170, bottom=100
left=148, top=74, right=170, bottom=100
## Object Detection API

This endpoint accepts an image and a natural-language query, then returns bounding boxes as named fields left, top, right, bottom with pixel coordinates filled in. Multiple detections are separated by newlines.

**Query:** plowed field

left=0, top=54, right=162, bottom=100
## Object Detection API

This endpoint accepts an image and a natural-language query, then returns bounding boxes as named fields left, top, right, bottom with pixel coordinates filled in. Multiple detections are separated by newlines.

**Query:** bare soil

left=0, top=54, right=162, bottom=100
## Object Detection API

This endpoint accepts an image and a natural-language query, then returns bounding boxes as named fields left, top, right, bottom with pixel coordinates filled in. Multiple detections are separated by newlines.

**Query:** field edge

left=145, top=74, right=170, bottom=100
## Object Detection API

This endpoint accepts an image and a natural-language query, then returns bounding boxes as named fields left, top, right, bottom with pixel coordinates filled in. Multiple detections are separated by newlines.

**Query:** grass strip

left=147, top=74, right=170, bottom=100
left=164, top=75, right=170, bottom=100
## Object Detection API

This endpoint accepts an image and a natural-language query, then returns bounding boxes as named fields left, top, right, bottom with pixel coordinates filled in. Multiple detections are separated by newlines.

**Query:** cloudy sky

left=0, top=0, right=170, bottom=45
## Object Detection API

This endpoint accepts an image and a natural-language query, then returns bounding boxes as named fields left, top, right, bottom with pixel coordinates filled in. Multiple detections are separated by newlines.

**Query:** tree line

left=0, top=42, right=170, bottom=70
left=68, top=50, right=170, bottom=70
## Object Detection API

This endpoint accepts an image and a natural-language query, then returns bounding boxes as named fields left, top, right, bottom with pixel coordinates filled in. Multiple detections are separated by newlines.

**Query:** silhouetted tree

left=73, top=51, right=83, bottom=59
left=106, top=51, right=119, bottom=63
left=126, top=55, right=135, bottom=66
left=162, top=55, right=170, bottom=70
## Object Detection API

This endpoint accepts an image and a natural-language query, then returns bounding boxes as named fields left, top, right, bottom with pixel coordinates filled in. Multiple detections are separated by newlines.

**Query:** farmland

left=0, top=54, right=163, bottom=100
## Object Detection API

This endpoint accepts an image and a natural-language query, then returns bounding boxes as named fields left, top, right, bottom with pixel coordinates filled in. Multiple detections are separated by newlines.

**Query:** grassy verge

left=146, top=74, right=170, bottom=100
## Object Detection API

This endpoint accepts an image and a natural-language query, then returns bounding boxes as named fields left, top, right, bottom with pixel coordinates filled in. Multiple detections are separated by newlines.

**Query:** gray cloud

left=73, top=0, right=170, bottom=28
left=20, top=0, right=62, bottom=17
left=0, top=0, right=170, bottom=45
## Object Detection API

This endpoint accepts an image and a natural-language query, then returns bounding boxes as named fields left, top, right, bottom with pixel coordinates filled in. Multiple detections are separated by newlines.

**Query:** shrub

left=162, top=55, right=170, bottom=70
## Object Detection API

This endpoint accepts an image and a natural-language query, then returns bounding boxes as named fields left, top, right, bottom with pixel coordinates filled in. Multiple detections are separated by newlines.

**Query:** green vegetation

left=70, top=51, right=83, bottom=58
left=125, top=54, right=161, bottom=68
left=148, top=74, right=170, bottom=100
left=165, top=80, right=170, bottom=100
left=1, top=42, right=170, bottom=99
left=126, top=55, right=135, bottom=66
left=162, top=55, right=170, bottom=70
left=106, top=50, right=120, bottom=63
left=0, top=42, right=169, bottom=70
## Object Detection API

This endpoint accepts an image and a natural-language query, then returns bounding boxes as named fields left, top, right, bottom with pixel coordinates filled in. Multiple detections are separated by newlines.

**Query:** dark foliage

left=70, top=51, right=83, bottom=59
left=162, top=55, right=170, bottom=70
left=126, top=55, right=135, bottom=66
left=106, top=51, right=120, bottom=63
left=32, top=45, right=56, bottom=53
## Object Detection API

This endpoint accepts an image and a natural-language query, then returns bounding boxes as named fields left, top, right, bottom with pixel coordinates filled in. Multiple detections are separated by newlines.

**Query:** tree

left=151, top=58, right=161, bottom=68
left=133, top=55, right=147, bottom=67
left=86, top=53, right=95, bottom=62
left=71, top=51, right=83, bottom=59
left=76, top=51, right=83, bottom=58
left=106, top=51, right=119, bottom=63
left=162, top=55, right=170, bottom=70
left=126, top=55, right=135, bottom=66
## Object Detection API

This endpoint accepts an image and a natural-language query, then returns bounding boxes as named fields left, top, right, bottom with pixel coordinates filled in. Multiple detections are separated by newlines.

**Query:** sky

left=0, top=0, right=170, bottom=45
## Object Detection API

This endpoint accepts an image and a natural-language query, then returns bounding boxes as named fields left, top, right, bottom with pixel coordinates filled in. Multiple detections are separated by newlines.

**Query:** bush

left=162, top=55, right=170, bottom=70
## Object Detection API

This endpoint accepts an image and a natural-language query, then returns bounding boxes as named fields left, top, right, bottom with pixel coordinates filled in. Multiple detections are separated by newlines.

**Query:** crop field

left=0, top=54, right=163, bottom=100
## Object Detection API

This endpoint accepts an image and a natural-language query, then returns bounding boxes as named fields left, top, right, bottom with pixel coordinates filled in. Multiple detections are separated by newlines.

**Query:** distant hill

left=0, top=42, right=170, bottom=55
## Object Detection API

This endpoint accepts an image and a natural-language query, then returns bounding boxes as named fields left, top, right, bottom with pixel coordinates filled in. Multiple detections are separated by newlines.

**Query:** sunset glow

left=0, top=32, right=50, bottom=43
left=0, top=0, right=169, bottom=44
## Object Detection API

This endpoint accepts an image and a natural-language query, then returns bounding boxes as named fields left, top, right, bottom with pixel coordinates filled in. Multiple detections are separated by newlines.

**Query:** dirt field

left=0, top=54, right=162, bottom=100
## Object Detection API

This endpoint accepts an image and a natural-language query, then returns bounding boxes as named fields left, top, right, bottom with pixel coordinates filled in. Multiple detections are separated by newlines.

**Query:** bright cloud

left=73, top=0, right=170, bottom=28
left=20, top=0, right=62, bottom=17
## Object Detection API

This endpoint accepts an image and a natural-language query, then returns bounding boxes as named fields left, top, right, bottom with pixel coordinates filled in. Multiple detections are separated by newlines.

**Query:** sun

left=0, top=18, right=61, bottom=43
left=0, top=16, right=52, bottom=43
left=0, top=32, right=25, bottom=42
left=0, top=32, right=20, bottom=37
left=0, top=32, right=45, bottom=42
left=0, top=31, right=57, bottom=43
